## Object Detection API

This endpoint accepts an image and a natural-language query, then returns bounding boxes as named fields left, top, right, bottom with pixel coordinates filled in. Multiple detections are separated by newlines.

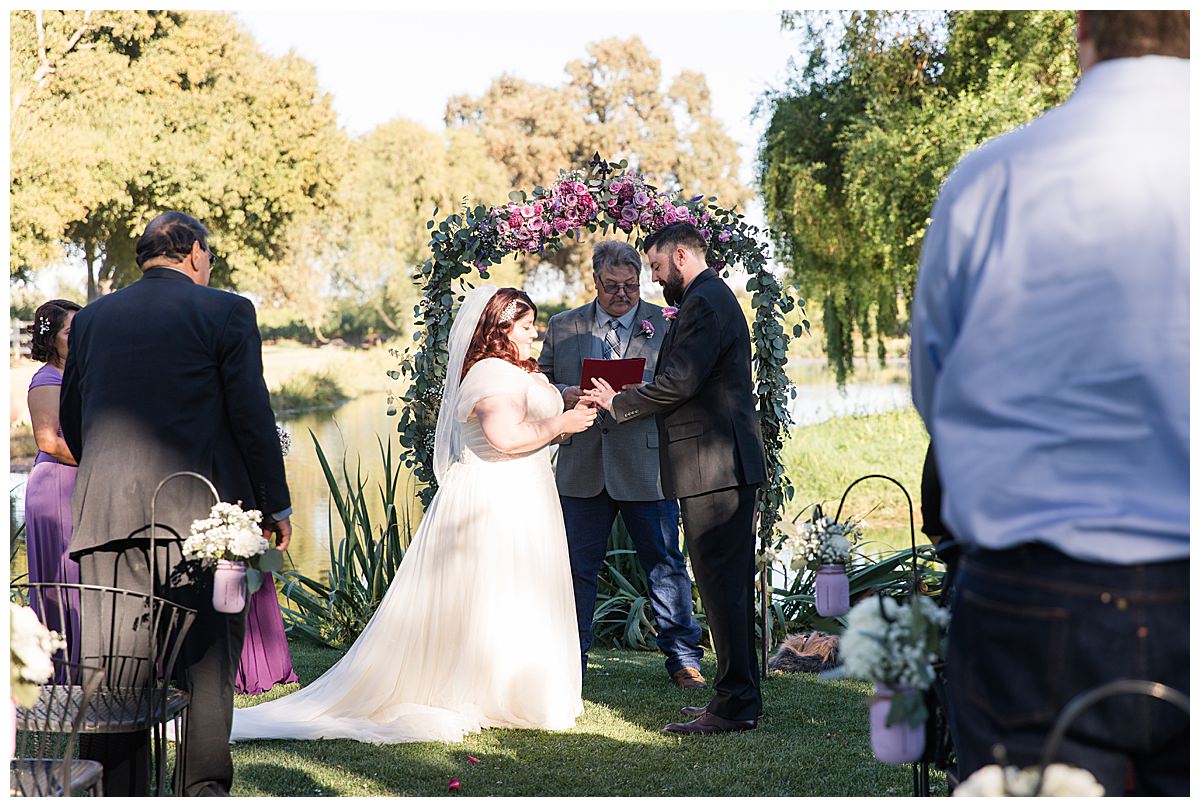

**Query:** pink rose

left=662, top=306, right=679, bottom=321
left=521, top=205, right=536, bottom=218
left=639, top=319, right=655, bottom=338
left=552, top=217, right=570, bottom=232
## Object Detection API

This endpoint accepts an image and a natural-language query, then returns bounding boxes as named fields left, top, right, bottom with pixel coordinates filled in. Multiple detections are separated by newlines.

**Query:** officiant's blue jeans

left=561, top=492, right=703, bottom=677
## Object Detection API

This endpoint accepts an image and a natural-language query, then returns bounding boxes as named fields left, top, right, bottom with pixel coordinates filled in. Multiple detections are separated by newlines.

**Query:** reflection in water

left=9, top=383, right=914, bottom=582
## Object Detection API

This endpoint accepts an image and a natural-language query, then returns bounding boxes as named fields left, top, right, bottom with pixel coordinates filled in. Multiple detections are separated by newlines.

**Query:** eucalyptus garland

left=396, top=156, right=805, bottom=554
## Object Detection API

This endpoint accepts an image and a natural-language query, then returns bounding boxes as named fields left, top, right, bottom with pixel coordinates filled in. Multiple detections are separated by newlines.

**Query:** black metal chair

left=11, top=658, right=105, bottom=797
left=11, top=583, right=196, bottom=796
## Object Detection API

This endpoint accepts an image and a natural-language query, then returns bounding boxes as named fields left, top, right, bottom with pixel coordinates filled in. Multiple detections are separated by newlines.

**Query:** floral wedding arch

left=394, top=155, right=804, bottom=591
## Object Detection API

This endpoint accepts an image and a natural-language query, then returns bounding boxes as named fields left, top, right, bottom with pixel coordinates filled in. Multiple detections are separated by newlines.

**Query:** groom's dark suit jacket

left=611, top=268, right=766, bottom=498
left=61, top=267, right=290, bottom=552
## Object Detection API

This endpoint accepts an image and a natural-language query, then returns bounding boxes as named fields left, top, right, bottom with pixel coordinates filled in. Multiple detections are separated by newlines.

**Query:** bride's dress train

left=231, top=356, right=582, bottom=743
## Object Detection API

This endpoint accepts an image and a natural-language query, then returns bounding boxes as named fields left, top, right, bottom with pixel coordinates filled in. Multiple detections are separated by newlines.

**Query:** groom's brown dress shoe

left=680, top=704, right=763, bottom=720
left=663, top=712, right=757, bottom=735
left=671, top=667, right=707, bottom=690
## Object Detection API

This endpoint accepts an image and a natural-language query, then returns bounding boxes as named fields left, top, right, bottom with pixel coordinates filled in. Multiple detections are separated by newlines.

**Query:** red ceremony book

left=582, top=358, right=646, bottom=391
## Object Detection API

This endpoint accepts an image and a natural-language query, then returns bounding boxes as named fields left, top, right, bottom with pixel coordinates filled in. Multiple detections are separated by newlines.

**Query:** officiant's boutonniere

left=638, top=319, right=655, bottom=338
left=662, top=306, right=679, bottom=321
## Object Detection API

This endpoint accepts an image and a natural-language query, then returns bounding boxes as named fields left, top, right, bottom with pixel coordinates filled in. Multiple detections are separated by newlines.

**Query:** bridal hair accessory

left=37, top=317, right=51, bottom=335
left=499, top=299, right=521, bottom=323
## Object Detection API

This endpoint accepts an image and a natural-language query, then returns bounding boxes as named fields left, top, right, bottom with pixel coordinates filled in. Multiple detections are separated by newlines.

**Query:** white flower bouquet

left=827, top=594, right=950, bottom=727
left=782, top=506, right=861, bottom=572
left=10, top=602, right=66, bottom=707
left=182, top=501, right=284, bottom=594
left=954, top=763, right=1105, bottom=797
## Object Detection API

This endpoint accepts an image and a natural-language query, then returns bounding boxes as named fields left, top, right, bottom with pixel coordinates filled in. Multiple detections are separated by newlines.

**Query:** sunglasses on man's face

left=601, top=282, right=638, bottom=295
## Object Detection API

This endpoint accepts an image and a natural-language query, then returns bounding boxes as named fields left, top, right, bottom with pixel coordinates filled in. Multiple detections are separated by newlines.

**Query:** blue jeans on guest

left=561, top=491, right=703, bottom=678
left=947, top=543, right=1189, bottom=796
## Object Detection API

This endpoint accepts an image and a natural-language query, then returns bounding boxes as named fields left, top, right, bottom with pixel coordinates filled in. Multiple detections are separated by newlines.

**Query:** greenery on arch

left=395, top=156, right=807, bottom=554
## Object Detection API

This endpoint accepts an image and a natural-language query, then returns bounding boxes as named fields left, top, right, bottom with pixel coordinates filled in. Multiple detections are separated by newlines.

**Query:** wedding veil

left=433, top=284, right=499, bottom=483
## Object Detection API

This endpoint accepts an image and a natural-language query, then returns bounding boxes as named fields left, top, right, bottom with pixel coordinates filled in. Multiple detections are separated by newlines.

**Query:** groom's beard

left=662, top=259, right=686, bottom=306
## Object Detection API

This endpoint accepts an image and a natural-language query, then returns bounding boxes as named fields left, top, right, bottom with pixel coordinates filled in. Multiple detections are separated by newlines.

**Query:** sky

left=233, top=9, right=807, bottom=226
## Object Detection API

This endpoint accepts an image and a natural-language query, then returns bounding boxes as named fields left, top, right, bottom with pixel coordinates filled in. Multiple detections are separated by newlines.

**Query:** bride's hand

left=559, top=402, right=598, bottom=435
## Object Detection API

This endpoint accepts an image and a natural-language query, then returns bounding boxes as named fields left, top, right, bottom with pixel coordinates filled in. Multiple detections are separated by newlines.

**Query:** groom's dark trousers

left=612, top=267, right=767, bottom=723
left=62, top=266, right=290, bottom=795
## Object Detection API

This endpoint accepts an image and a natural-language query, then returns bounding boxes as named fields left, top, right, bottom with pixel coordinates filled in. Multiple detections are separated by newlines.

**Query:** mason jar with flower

left=826, top=594, right=950, bottom=764
left=783, top=505, right=860, bottom=617
left=181, top=501, right=284, bottom=614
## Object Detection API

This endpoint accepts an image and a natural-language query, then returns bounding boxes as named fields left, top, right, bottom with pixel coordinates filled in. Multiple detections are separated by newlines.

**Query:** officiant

left=539, top=241, right=705, bottom=689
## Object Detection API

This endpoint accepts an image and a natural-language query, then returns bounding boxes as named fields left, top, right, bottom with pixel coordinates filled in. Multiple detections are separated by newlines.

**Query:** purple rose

left=639, top=319, right=654, bottom=338
left=663, top=207, right=678, bottom=224
left=718, top=229, right=732, bottom=242
left=620, top=206, right=638, bottom=223
left=633, top=191, right=650, bottom=207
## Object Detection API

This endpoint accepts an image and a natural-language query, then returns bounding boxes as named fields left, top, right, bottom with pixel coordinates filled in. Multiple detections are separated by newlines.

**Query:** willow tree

left=758, top=10, right=1077, bottom=382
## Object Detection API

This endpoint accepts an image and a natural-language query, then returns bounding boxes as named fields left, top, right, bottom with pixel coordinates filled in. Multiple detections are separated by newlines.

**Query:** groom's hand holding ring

left=583, top=378, right=619, bottom=414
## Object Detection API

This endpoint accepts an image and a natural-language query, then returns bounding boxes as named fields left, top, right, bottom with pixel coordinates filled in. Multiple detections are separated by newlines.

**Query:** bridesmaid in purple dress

left=236, top=577, right=299, bottom=695
left=24, top=299, right=83, bottom=664
left=236, top=424, right=297, bottom=694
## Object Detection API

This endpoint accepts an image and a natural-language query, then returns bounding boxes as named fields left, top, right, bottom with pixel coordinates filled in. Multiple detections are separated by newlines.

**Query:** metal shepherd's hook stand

left=148, top=470, right=219, bottom=794
left=836, top=474, right=927, bottom=797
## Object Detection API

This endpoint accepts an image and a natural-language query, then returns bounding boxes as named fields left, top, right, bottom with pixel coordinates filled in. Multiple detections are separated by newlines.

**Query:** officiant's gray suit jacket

left=539, top=300, right=670, bottom=501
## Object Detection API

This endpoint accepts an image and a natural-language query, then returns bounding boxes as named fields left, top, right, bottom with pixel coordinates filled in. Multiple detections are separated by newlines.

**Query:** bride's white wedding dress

left=231, top=294, right=582, bottom=744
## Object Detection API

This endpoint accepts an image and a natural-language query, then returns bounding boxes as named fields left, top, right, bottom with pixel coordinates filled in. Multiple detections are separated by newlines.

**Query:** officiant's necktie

left=603, top=319, right=623, bottom=360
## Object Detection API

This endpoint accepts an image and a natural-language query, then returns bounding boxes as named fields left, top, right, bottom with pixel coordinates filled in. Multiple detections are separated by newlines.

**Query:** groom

left=585, top=222, right=766, bottom=734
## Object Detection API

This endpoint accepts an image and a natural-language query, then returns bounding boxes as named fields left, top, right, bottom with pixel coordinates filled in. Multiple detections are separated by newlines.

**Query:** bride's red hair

left=461, top=288, right=539, bottom=380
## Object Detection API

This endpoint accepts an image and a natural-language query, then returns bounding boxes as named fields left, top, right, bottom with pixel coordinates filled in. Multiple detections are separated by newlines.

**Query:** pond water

left=10, top=381, right=913, bottom=582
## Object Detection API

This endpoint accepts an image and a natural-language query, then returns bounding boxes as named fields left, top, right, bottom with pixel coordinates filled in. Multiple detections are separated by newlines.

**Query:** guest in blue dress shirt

left=910, top=10, right=1189, bottom=796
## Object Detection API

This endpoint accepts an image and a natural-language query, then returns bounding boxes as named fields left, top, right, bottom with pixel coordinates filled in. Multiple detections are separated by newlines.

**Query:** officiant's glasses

left=600, top=281, right=638, bottom=294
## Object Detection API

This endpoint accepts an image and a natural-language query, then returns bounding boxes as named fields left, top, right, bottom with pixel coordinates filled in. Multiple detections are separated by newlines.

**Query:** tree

left=446, top=37, right=750, bottom=296
left=758, top=11, right=1077, bottom=382
left=10, top=11, right=346, bottom=299
left=305, top=120, right=516, bottom=337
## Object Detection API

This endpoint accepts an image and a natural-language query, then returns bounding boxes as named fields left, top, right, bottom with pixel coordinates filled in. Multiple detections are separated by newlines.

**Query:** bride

left=231, top=286, right=597, bottom=743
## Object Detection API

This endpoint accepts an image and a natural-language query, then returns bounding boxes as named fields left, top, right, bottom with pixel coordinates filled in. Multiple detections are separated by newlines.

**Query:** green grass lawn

left=784, top=407, right=930, bottom=552
left=231, top=640, right=946, bottom=797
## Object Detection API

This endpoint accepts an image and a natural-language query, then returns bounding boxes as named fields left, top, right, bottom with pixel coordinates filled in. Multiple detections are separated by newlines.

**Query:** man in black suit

left=584, top=221, right=766, bottom=734
left=61, top=211, right=292, bottom=795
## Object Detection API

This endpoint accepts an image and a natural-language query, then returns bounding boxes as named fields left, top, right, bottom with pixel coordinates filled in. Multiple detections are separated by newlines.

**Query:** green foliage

left=10, top=11, right=346, bottom=298
left=590, top=517, right=707, bottom=651
left=278, top=433, right=412, bottom=649
left=269, top=370, right=347, bottom=414
left=763, top=540, right=943, bottom=644
left=759, top=10, right=1077, bottom=383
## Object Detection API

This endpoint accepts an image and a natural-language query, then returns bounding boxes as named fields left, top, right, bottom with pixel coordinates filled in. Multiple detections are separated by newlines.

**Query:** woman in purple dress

left=24, top=299, right=83, bottom=663
left=236, top=578, right=299, bottom=695
left=236, top=425, right=298, bottom=694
